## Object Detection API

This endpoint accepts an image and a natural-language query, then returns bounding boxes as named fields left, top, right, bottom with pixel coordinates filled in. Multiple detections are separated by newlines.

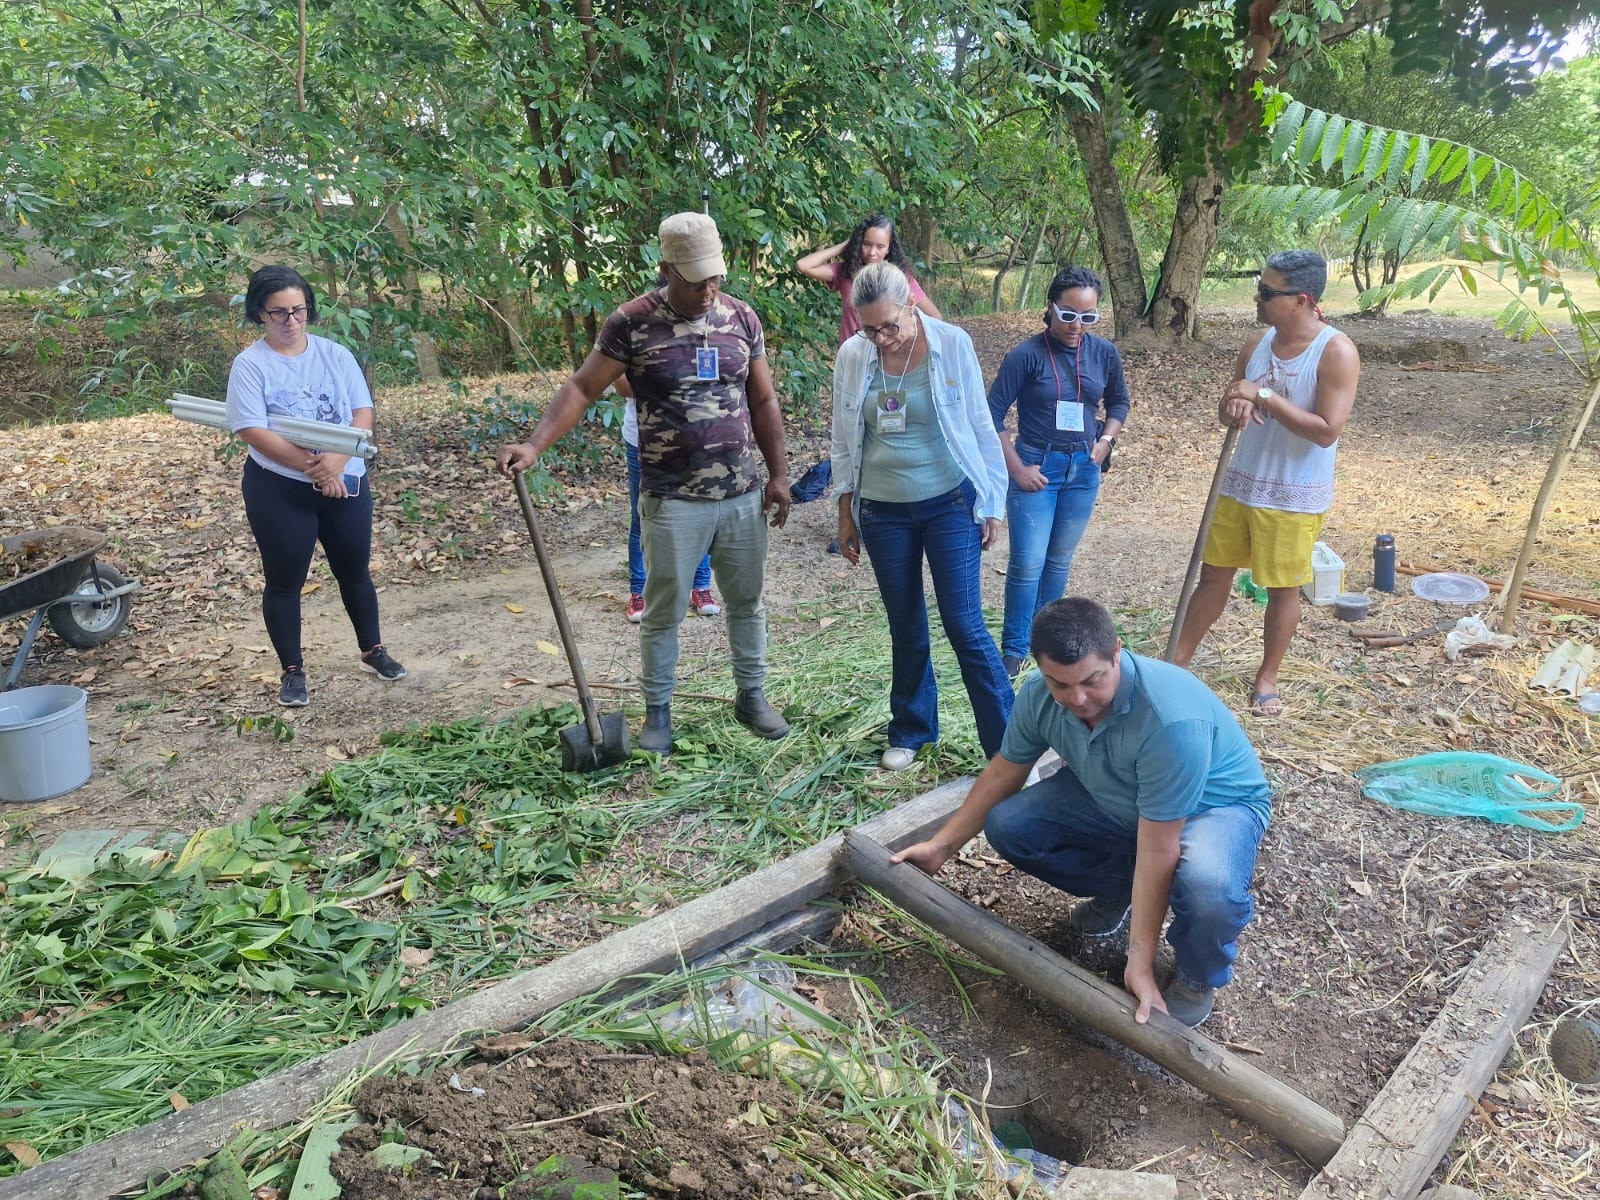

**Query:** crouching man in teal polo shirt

left=893, top=596, right=1271, bottom=1027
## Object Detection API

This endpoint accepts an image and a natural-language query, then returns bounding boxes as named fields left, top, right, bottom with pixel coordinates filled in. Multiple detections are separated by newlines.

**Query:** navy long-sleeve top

left=987, top=331, right=1131, bottom=450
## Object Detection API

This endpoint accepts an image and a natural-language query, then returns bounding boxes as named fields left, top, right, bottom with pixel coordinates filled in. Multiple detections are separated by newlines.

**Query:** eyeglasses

left=1255, top=281, right=1301, bottom=301
left=264, top=306, right=309, bottom=324
left=1051, top=305, right=1100, bottom=325
left=664, top=263, right=724, bottom=289
left=858, top=307, right=910, bottom=341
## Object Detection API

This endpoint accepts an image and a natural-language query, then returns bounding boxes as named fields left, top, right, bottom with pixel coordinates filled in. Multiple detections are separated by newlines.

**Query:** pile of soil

left=336, top=1040, right=828, bottom=1198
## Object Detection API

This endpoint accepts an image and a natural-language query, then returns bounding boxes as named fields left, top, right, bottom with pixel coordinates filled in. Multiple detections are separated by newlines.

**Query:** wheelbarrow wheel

left=48, top=563, right=132, bottom=648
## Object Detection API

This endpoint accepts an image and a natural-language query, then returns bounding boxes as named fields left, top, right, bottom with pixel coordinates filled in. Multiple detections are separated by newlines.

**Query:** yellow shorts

left=1201, top=496, right=1324, bottom=589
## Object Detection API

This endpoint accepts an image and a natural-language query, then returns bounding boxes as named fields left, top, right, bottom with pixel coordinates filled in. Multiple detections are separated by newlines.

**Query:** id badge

left=1055, top=400, right=1084, bottom=432
left=695, top=346, right=719, bottom=380
left=877, top=390, right=907, bottom=434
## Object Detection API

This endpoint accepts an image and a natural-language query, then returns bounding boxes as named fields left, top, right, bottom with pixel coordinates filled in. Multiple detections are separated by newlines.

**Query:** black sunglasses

left=1256, top=281, right=1301, bottom=301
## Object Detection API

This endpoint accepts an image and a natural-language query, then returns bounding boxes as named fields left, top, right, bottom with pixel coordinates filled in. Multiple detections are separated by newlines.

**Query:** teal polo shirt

left=999, top=650, right=1273, bottom=826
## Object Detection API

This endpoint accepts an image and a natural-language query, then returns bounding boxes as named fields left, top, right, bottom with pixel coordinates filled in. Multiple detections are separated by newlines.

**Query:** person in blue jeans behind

left=989, top=266, right=1130, bottom=678
left=619, top=386, right=717, bottom=624
left=893, top=597, right=1271, bottom=1028
left=832, top=262, right=1013, bottom=772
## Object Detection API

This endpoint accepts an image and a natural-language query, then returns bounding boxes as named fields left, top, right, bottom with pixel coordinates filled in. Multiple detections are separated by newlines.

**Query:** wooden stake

left=0, top=782, right=973, bottom=1200
left=1299, top=916, right=1566, bottom=1200
left=840, top=830, right=1346, bottom=1167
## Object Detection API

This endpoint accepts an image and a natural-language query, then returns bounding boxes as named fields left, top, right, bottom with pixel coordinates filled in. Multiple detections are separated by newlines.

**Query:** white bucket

left=0, top=685, right=92, bottom=804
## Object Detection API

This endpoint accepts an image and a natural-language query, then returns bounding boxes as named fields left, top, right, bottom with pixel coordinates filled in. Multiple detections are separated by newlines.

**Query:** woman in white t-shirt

left=225, top=265, right=404, bottom=707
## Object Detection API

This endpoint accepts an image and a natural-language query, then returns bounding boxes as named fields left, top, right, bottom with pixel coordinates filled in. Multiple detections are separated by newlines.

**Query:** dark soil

left=335, top=1041, right=819, bottom=1199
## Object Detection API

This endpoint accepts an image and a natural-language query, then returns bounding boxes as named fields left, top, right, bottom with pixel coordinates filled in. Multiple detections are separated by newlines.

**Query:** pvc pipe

left=167, top=396, right=376, bottom=459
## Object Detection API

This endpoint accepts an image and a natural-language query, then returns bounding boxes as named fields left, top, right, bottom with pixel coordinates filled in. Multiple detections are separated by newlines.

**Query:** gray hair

left=852, top=261, right=912, bottom=310
left=1265, top=249, right=1328, bottom=300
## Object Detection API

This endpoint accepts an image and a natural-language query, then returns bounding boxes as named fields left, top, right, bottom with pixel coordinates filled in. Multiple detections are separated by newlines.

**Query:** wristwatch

left=1255, top=386, right=1273, bottom=403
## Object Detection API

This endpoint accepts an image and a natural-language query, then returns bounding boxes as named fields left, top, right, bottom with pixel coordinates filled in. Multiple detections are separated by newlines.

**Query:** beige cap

left=658, top=212, right=727, bottom=282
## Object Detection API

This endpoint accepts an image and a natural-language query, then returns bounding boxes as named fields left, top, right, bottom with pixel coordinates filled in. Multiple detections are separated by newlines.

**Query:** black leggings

left=242, top=457, right=383, bottom=669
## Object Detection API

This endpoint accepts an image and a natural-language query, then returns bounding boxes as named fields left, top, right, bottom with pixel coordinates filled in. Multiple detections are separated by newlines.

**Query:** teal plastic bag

left=1354, top=752, right=1583, bottom=833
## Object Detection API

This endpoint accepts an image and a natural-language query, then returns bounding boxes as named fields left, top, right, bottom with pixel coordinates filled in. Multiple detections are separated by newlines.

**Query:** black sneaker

left=1163, top=975, right=1216, bottom=1028
left=360, top=644, right=407, bottom=680
left=279, top=668, right=309, bottom=707
left=1068, top=894, right=1132, bottom=937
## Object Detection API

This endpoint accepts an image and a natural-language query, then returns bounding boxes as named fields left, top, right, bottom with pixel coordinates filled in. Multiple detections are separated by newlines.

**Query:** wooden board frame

left=1298, top=916, right=1567, bottom=1200
left=0, top=782, right=972, bottom=1200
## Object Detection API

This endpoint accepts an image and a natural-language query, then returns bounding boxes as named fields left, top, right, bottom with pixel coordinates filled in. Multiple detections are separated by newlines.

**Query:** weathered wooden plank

left=1299, top=916, right=1566, bottom=1200
left=0, top=780, right=971, bottom=1200
left=842, top=830, right=1347, bottom=1167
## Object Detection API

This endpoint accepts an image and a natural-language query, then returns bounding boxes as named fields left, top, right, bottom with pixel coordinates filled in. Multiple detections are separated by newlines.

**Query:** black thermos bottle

left=1373, top=533, right=1396, bottom=592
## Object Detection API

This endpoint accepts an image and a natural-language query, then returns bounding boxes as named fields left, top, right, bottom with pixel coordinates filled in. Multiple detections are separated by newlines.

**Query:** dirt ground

left=3, top=308, right=1598, bottom=1197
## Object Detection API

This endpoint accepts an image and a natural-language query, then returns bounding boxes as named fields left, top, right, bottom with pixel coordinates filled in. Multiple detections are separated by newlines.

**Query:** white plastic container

left=0, top=685, right=92, bottom=803
left=1302, top=542, right=1346, bottom=606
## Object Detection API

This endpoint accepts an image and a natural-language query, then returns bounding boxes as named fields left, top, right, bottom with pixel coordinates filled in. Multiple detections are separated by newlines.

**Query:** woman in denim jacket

left=832, top=263, right=1012, bottom=770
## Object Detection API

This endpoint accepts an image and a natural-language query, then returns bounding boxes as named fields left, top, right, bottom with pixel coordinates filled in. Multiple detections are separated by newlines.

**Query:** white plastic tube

left=168, top=394, right=376, bottom=460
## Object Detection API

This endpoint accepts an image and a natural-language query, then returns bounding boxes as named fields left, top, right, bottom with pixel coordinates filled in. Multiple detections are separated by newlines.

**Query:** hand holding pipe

left=168, top=395, right=376, bottom=460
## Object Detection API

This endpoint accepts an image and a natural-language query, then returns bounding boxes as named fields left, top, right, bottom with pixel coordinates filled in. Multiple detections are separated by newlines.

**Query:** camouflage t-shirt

left=596, top=289, right=765, bottom=501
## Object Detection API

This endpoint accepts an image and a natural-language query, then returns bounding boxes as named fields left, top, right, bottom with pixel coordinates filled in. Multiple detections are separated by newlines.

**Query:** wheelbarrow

left=0, top=527, right=140, bottom=690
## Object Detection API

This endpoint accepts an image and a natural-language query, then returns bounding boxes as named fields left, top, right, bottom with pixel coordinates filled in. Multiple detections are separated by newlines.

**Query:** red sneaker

left=691, top=587, right=721, bottom=616
left=626, top=594, right=644, bottom=623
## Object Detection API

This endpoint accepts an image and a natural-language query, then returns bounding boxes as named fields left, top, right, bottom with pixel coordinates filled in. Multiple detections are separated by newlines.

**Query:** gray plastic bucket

left=0, top=685, right=92, bottom=803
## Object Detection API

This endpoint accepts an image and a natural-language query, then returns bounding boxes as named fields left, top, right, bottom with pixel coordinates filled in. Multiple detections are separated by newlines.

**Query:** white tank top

left=1221, top=325, right=1342, bottom=514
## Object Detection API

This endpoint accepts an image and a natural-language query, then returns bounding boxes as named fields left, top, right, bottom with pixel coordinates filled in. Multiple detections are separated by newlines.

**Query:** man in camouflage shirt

left=498, top=212, right=792, bottom=752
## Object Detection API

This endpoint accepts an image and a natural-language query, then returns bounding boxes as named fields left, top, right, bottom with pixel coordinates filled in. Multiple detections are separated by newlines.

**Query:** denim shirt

left=831, top=314, right=1008, bottom=524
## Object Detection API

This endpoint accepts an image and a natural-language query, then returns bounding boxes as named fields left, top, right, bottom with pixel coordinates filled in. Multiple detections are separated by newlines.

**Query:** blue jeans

left=857, top=480, right=1013, bottom=757
left=626, top=441, right=709, bottom=596
left=1001, top=443, right=1101, bottom=660
left=984, top=766, right=1267, bottom=988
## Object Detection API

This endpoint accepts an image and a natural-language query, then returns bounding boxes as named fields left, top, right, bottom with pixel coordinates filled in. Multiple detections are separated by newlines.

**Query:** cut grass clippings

left=0, top=601, right=995, bottom=1180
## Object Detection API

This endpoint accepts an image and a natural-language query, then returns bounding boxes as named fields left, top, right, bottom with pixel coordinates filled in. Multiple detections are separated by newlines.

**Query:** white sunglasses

left=1051, top=305, right=1100, bottom=325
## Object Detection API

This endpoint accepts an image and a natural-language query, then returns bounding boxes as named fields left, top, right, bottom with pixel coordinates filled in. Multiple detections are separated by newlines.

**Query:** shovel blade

left=558, top=709, right=631, bottom=772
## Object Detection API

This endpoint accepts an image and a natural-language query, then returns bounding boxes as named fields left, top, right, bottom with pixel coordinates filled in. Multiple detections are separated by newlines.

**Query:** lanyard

left=1045, top=332, right=1084, bottom=411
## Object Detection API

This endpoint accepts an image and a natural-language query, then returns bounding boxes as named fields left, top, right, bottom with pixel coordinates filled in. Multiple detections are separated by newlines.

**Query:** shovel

left=511, top=471, right=630, bottom=772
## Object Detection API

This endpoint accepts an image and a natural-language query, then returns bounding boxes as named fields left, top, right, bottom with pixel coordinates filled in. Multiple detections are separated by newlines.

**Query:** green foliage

left=1386, top=1, right=1593, bottom=106
left=1, top=0, right=1073, bottom=406
left=1242, top=101, right=1600, bottom=370
left=0, top=605, right=976, bottom=1175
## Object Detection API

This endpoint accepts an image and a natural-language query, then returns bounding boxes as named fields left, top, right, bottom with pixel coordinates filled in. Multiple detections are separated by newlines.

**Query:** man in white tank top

left=1172, top=250, right=1360, bottom=717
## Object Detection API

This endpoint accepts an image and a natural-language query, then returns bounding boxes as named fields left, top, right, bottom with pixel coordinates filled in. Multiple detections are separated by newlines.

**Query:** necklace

left=662, top=289, right=712, bottom=345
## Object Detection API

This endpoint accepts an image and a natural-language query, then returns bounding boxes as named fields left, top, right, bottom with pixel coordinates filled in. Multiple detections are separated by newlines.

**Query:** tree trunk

left=1067, top=87, right=1146, bottom=338
left=1498, top=374, right=1600, bottom=632
left=381, top=197, right=442, bottom=382
left=1016, top=208, right=1051, bottom=311
left=991, top=222, right=1027, bottom=312
left=1144, top=171, right=1224, bottom=340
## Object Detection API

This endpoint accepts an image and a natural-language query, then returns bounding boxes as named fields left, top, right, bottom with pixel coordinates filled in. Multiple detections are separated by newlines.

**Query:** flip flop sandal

left=1249, top=691, right=1283, bottom=717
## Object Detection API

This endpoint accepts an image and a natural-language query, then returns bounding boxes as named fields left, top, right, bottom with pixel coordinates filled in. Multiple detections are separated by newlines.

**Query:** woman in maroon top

left=796, top=214, right=943, bottom=344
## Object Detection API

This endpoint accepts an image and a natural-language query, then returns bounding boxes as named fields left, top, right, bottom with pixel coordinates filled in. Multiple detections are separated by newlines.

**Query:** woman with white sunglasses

left=987, top=266, right=1130, bottom=678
